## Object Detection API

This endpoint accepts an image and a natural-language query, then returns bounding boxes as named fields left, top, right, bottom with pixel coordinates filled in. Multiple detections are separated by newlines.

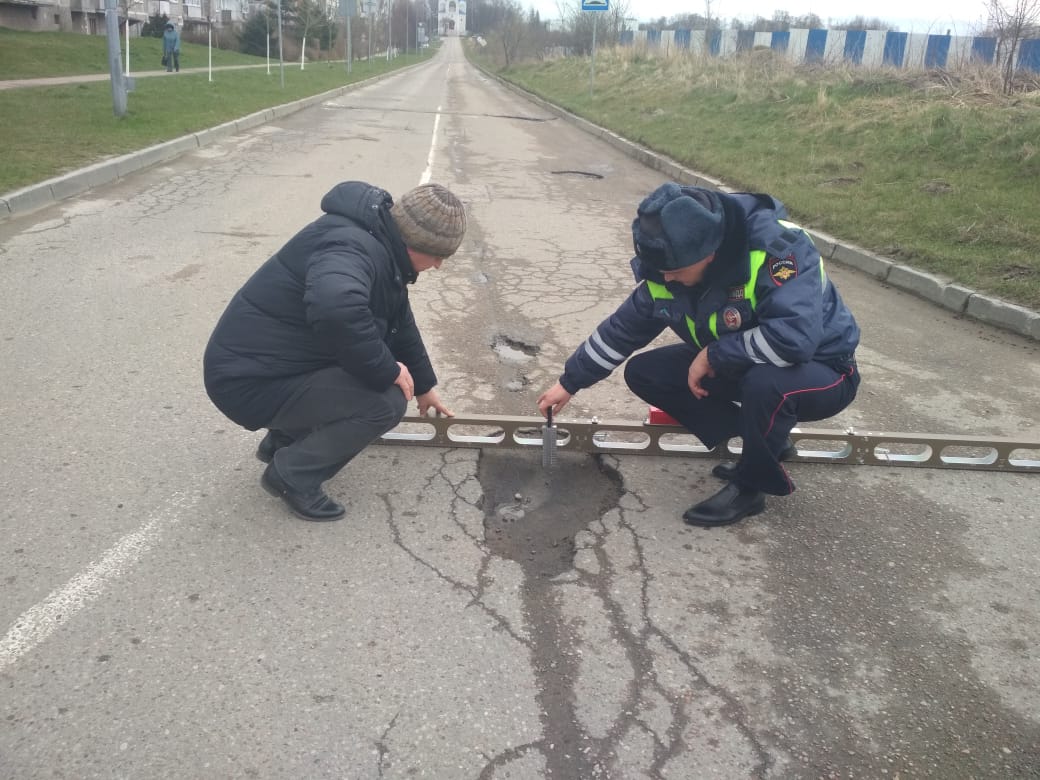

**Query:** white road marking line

left=0, top=492, right=193, bottom=673
left=419, top=106, right=442, bottom=185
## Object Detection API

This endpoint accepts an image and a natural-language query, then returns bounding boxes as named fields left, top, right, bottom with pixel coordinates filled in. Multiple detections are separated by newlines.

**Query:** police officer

left=537, top=182, right=860, bottom=527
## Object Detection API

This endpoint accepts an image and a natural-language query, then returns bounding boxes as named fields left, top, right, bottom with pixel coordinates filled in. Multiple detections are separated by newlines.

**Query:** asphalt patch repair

left=480, top=448, right=623, bottom=575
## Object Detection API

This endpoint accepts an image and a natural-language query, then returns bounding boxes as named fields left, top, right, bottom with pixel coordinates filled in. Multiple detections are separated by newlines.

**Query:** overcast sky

left=525, top=0, right=989, bottom=33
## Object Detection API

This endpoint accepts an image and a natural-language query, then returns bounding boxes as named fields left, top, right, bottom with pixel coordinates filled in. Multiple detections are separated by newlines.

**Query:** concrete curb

left=484, top=73, right=1040, bottom=345
left=0, top=63, right=419, bottom=223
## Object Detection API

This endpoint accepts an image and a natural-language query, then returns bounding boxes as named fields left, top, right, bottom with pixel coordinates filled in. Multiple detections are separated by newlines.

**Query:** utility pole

left=367, top=0, right=373, bottom=61
left=104, top=0, right=128, bottom=116
left=340, top=0, right=354, bottom=73
left=386, top=0, right=391, bottom=61
left=207, top=0, right=213, bottom=82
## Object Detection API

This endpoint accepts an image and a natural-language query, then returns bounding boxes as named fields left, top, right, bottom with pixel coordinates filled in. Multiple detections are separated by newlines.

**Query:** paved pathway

left=0, top=63, right=272, bottom=90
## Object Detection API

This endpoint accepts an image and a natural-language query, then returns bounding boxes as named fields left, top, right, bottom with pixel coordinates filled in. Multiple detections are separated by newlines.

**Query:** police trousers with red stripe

left=624, top=343, right=860, bottom=496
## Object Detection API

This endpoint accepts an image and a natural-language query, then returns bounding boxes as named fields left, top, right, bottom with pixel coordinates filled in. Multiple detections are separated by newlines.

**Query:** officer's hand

left=417, top=389, right=454, bottom=418
left=538, top=382, right=572, bottom=418
left=394, top=362, right=415, bottom=402
left=688, top=349, right=715, bottom=399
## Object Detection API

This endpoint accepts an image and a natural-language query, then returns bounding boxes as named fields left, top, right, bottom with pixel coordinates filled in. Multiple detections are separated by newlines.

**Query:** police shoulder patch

left=722, top=306, right=742, bottom=330
left=768, top=254, right=798, bottom=286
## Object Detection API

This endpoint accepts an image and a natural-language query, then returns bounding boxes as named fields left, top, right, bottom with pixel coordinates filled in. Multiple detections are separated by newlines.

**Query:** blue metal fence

left=621, top=27, right=1040, bottom=73
left=883, top=32, right=908, bottom=67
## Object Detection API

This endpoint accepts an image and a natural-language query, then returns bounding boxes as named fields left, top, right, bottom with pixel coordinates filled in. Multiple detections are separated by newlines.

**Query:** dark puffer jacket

left=203, top=181, right=436, bottom=431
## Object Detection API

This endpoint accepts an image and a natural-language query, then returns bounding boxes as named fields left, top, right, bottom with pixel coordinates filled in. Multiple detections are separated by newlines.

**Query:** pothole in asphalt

left=480, top=449, right=623, bottom=577
left=505, top=376, right=529, bottom=392
left=492, top=334, right=539, bottom=363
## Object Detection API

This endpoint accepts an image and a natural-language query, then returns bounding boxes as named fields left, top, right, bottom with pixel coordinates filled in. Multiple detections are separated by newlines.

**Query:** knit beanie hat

left=390, top=183, right=467, bottom=258
left=632, top=183, right=724, bottom=271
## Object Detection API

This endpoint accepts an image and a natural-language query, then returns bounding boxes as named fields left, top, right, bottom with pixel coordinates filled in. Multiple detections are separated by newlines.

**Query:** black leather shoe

left=261, top=463, right=345, bottom=521
left=256, top=430, right=294, bottom=464
left=712, top=438, right=797, bottom=481
left=683, top=482, right=766, bottom=527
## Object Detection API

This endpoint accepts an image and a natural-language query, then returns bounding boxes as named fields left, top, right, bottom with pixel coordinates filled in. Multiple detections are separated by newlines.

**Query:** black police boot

left=261, top=463, right=346, bottom=522
left=711, top=438, right=797, bottom=481
left=683, top=482, right=766, bottom=528
left=256, top=429, right=294, bottom=464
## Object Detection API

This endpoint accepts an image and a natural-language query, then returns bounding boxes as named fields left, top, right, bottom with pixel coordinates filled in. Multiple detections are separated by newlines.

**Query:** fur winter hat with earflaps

left=631, top=183, right=725, bottom=271
left=390, top=183, right=467, bottom=258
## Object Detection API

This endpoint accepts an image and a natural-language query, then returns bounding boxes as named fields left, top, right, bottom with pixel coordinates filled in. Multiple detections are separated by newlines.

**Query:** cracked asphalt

left=1, top=37, right=1038, bottom=779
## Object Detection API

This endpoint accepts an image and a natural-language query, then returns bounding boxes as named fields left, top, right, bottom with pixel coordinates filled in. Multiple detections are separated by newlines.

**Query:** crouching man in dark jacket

left=204, top=181, right=466, bottom=521
left=538, top=182, right=860, bottom=528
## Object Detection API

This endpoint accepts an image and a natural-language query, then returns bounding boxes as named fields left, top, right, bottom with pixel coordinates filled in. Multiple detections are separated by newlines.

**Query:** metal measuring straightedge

left=374, top=410, right=1040, bottom=474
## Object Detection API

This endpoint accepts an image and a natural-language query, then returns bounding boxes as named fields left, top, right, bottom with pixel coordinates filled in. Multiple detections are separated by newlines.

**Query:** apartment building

left=0, top=0, right=250, bottom=35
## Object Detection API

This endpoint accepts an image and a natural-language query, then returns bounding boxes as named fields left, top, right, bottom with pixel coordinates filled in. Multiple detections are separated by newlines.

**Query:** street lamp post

left=277, top=0, right=285, bottom=86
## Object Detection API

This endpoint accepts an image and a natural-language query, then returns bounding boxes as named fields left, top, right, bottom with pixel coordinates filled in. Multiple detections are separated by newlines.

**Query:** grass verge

left=0, top=30, right=426, bottom=195
left=0, top=51, right=426, bottom=193
left=477, top=46, right=1040, bottom=310
left=0, top=27, right=269, bottom=77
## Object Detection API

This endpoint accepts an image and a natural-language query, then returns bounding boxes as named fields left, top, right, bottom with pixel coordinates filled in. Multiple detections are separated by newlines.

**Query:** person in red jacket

left=204, top=182, right=466, bottom=521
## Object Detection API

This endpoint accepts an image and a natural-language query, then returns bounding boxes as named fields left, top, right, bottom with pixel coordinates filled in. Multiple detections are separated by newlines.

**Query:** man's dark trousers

left=265, top=366, right=407, bottom=494
left=624, top=343, right=859, bottom=495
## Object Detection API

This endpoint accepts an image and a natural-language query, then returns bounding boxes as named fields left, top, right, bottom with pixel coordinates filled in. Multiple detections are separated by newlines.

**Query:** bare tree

left=831, top=16, right=894, bottom=31
left=790, top=12, right=823, bottom=28
left=552, top=0, right=627, bottom=52
left=986, top=0, right=1040, bottom=92
left=669, top=12, right=712, bottom=29
left=495, top=0, right=526, bottom=66
left=605, top=0, right=630, bottom=41
left=291, top=0, right=328, bottom=68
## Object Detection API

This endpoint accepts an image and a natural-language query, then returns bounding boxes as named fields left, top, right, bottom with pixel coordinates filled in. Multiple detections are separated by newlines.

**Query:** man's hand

left=394, top=362, right=415, bottom=402
left=537, top=381, right=573, bottom=418
left=687, top=348, right=715, bottom=399
left=416, top=388, right=454, bottom=418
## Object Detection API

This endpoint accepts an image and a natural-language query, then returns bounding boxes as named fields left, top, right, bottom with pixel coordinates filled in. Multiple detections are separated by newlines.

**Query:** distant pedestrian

left=162, top=22, right=180, bottom=72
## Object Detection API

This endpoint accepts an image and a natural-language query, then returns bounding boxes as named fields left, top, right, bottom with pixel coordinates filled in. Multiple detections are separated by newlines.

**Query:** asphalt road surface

left=2, top=37, right=1039, bottom=779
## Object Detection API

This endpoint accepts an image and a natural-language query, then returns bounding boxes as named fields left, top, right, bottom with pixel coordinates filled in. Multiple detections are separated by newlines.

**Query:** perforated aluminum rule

left=374, top=413, right=1040, bottom=473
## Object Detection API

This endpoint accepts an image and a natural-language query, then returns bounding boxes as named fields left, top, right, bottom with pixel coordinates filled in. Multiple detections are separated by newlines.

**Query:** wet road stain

left=479, top=448, right=623, bottom=778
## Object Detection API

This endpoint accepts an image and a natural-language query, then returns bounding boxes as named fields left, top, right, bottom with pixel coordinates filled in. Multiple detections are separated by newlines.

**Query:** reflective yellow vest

left=644, top=220, right=822, bottom=348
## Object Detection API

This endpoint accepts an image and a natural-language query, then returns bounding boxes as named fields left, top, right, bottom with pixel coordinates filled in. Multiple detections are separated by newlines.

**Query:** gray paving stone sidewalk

left=0, top=63, right=268, bottom=90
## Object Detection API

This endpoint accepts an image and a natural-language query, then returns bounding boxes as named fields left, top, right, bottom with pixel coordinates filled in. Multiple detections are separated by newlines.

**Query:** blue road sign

left=582, top=0, right=608, bottom=9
